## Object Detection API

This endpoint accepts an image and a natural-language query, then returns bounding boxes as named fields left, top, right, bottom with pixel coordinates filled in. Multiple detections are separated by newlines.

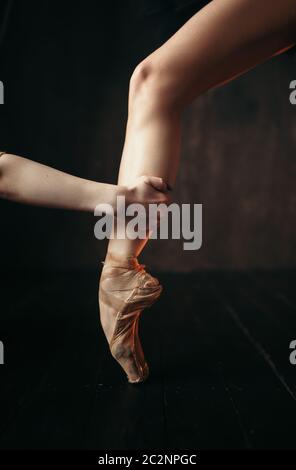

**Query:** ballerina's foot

left=99, top=254, right=162, bottom=383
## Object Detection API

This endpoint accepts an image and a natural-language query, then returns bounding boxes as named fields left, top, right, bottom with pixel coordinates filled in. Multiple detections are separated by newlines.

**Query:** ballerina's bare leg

left=100, top=0, right=296, bottom=383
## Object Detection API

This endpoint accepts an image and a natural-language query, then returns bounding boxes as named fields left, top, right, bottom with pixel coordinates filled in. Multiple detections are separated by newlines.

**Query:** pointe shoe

left=99, top=254, right=162, bottom=383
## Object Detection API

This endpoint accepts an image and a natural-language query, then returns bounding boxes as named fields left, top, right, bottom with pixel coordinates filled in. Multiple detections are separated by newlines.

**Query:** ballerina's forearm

left=0, top=153, right=119, bottom=212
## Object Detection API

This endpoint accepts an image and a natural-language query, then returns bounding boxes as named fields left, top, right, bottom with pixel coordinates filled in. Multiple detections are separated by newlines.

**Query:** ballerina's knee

left=129, top=59, right=183, bottom=115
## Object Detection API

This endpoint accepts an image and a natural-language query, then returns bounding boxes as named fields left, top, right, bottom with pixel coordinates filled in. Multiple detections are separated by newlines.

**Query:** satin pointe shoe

left=99, top=254, right=162, bottom=383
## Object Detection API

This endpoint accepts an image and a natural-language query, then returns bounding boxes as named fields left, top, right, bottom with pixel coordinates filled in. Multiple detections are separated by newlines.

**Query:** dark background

left=0, top=0, right=296, bottom=272
left=0, top=1, right=296, bottom=451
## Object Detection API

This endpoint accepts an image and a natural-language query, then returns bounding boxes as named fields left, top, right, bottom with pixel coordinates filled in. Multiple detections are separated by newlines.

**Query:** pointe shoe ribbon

left=99, top=254, right=162, bottom=383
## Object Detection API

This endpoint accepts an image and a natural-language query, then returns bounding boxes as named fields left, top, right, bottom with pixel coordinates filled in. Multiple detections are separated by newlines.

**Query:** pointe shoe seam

left=109, top=289, right=138, bottom=348
left=106, top=283, right=162, bottom=349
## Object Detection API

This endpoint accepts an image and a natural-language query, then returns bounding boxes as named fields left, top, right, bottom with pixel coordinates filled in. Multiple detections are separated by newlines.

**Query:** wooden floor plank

left=159, top=273, right=247, bottom=450
left=1, top=270, right=296, bottom=449
left=211, top=273, right=296, bottom=449
left=0, top=273, right=100, bottom=449
left=216, top=272, right=296, bottom=396
left=0, top=273, right=70, bottom=444
left=251, top=270, right=296, bottom=311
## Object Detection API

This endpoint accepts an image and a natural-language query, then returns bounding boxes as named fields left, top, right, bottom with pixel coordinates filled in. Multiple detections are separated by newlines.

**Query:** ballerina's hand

left=126, top=175, right=171, bottom=209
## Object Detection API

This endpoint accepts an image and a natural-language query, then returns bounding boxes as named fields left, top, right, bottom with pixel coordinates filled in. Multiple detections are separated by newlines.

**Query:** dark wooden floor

left=0, top=269, right=296, bottom=450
